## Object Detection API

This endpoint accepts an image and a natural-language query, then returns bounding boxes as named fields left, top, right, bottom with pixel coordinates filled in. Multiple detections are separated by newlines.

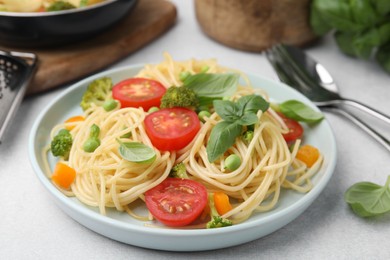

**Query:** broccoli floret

left=169, top=162, right=189, bottom=179
left=80, top=77, right=113, bottom=111
left=206, top=193, right=233, bottom=229
left=160, top=86, right=199, bottom=110
left=51, top=129, right=73, bottom=159
left=46, top=1, right=76, bottom=11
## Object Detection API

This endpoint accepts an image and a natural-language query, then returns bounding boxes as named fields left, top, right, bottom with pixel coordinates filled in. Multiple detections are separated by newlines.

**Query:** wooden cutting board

left=1, top=0, right=177, bottom=95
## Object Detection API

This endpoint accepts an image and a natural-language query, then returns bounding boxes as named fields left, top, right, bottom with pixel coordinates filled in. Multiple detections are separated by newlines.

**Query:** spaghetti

left=43, top=53, right=323, bottom=226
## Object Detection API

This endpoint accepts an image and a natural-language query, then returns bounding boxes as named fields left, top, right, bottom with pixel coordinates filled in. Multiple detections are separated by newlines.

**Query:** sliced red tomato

left=144, top=107, right=201, bottom=151
left=145, top=178, right=208, bottom=227
left=112, top=78, right=166, bottom=111
left=278, top=112, right=304, bottom=143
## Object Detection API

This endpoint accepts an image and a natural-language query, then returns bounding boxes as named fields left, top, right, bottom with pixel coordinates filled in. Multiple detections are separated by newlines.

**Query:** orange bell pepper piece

left=296, top=144, right=320, bottom=168
left=51, top=162, right=76, bottom=189
left=214, top=191, right=233, bottom=215
left=64, top=115, right=84, bottom=130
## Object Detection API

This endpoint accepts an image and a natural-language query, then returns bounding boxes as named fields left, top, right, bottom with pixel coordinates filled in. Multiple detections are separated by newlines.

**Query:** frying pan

left=0, top=0, right=138, bottom=48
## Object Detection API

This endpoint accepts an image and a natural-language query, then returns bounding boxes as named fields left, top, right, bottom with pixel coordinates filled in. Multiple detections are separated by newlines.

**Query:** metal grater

left=0, top=50, right=38, bottom=144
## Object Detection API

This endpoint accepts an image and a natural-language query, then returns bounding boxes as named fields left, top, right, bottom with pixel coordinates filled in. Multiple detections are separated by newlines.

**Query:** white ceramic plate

left=29, top=64, right=337, bottom=251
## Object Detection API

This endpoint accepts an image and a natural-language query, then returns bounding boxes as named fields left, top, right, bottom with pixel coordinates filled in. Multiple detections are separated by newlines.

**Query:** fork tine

left=265, top=45, right=315, bottom=96
left=273, top=44, right=318, bottom=87
left=265, top=44, right=336, bottom=101
left=264, top=48, right=298, bottom=87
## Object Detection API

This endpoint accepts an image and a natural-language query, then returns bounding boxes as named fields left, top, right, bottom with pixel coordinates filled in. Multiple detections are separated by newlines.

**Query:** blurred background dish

left=0, top=0, right=138, bottom=48
left=195, top=0, right=317, bottom=52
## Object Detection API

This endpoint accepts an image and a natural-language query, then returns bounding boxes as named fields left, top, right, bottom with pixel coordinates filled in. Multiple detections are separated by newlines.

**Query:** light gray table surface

left=1, top=1, right=390, bottom=259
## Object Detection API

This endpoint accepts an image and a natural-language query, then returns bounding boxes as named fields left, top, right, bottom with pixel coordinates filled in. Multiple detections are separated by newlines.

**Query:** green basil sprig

left=344, top=175, right=390, bottom=217
left=279, top=100, right=324, bottom=124
left=183, top=73, right=239, bottom=106
left=310, top=0, right=390, bottom=73
left=117, top=139, right=156, bottom=163
left=206, top=94, right=269, bottom=162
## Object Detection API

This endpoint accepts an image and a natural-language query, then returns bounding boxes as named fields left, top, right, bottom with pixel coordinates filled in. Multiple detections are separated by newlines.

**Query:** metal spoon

left=266, top=44, right=390, bottom=125
left=265, top=44, right=390, bottom=152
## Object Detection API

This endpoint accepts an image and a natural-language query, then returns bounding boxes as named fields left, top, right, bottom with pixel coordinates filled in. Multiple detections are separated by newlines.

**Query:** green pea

left=83, top=138, right=100, bottom=153
left=224, top=154, right=241, bottom=171
left=148, top=106, right=159, bottom=113
left=83, top=124, right=101, bottom=152
left=103, top=99, right=118, bottom=112
left=198, top=110, right=211, bottom=122
left=90, top=124, right=100, bottom=138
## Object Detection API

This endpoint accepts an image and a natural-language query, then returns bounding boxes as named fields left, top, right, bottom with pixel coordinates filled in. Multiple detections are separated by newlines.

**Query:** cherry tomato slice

left=144, top=107, right=201, bottom=151
left=145, top=178, right=208, bottom=227
left=112, top=78, right=166, bottom=111
left=278, top=112, right=304, bottom=143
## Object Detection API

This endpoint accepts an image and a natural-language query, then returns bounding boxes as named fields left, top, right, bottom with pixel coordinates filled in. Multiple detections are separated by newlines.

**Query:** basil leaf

left=214, top=95, right=269, bottom=124
left=376, top=44, right=390, bottom=73
left=344, top=176, right=390, bottom=217
left=352, top=26, right=386, bottom=59
left=310, top=1, right=333, bottom=35
left=236, top=113, right=259, bottom=126
left=207, top=94, right=269, bottom=162
left=373, top=0, right=390, bottom=16
left=198, top=96, right=219, bottom=107
left=311, top=0, right=365, bottom=33
left=310, top=0, right=390, bottom=74
left=335, top=31, right=359, bottom=57
left=206, top=121, right=242, bottom=162
left=118, top=141, right=156, bottom=163
left=213, top=100, right=240, bottom=122
left=279, top=100, right=324, bottom=123
left=184, top=73, right=239, bottom=98
left=236, top=95, right=269, bottom=115
left=350, top=0, right=379, bottom=29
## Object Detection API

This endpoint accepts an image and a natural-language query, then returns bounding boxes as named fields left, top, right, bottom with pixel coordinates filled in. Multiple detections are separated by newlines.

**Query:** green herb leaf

left=310, top=1, right=333, bottom=35
left=334, top=31, right=359, bottom=57
left=206, top=121, right=242, bottom=162
left=376, top=44, right=390, bottom=73
left=279, top=100, right=324, bottom=123
left=311, top=0, right=366, bottom=33
left=214, top=95, right=269, bottom=124
left=236, top=113, right=259, bottom=126
left=184, top=73, right=239, bottom=98
left=46, top=1, right=76, bottom=11
left=213, top=100, right=240, bottom=122
left=344, top=176, right=390, bottom=217
left=118, top=140, right=156, bottom=163
left=350, top=0, right=380, bottom=30
left=373, top=0, right=390, bottom=16
left=206, top=95, right=270, bottom=162
left=310, top=0, right=390, bottom=74
left=235, top=95, right=269, bottom=115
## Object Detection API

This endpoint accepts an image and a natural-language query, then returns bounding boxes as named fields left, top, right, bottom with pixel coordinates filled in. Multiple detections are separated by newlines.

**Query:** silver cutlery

left=265, top=44, right=390, bottom=152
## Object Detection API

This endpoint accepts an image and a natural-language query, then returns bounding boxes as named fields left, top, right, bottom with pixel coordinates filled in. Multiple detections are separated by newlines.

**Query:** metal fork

left=265, top=44, right=390, bottom=152
left=265, top=44, right=390, bottom=124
